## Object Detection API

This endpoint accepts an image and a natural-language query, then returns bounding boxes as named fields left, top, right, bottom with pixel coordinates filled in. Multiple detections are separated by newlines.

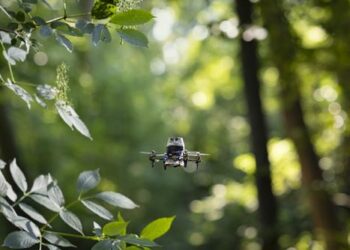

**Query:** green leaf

left=30, top=174, right=51, bottom=194
left=103, top=221, right=128, bottom=236
left=9, top=215, right=41, bottom=237
left=117, top=29, right=148, bottom=47
left=95, top=191, right=139, bottom=209
left=81, top=200, right=113, bottom=220
left=0, top=196, right=17, bottom=219
left=4, top=79, right=33, bottom=109
left=77, top=169, right=100, bottom=194
left=118, top=234, right=159, bottom=248
left=125, top=247, right=142, bottom=250
left=92, top=240, right=120, bottom=250
left=59, top=209, right=84, bottom=235
left=92, top=1, right=116, bottom=19
left=3, top=231, right=39, bottom=249
left=19, top=203, right=49, bottom=225
left=43, top=232, right=76, bottom=248
left=110, top=9, right=154, bottom=26
left=140, top=216, right=175, bottom=241
left=9, top=159, right=27, bottom=192
left=55, top=34, right=73, bottom=53
left=44, top=244, right=61, bottom=250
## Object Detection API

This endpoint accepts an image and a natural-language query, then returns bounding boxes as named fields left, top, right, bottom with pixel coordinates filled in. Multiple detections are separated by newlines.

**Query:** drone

left=141, top=137, right=209, bottom=170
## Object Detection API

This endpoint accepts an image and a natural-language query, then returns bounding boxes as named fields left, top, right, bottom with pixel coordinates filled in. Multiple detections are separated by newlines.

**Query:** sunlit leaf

left=43, top=232, right=76, bottom=248
left=34, top=94, right=47, bottom=108
left=9, top=158, right=27, bottom=192
left=0, top=159, right=5, bottom=169
left=82, top=200, right=113, bottom=220
left=0, top=31, right=11, bottom=44
left=3, top=46, right=27, bottom=65
left=5, top=79, right=33, bottom=109
left=55, top=100, right=93, bottom=140
left=0, top=171, right=8, bottom=196
left=10, top=215, right=41, bottom=237
left=0, top=196, right=17, bottom=219
left=110, top=9, right=154, bottom=26
left=3, top=231, right=39, bottom=249
left=117, top=29, right=148, bottom=47
left=103, top=221, right=128, bottom=236
left=30, top=175, right=50, bottom=194
left=59, top=209, right=84, bottom=235
left=48, top=183, right=65, bottom=207
left=36, top=84, right=58, bottom=100
left=19, top=202, right=49, bottom=225
left=77, top=169, right=100, bottom=193
left=44, top=244, right=62, bottom=250
left=140, top=216, right=175, bottom=240
left=95, top=191, right=139, bottom=209
left=30, top=193, right=61, bottom=212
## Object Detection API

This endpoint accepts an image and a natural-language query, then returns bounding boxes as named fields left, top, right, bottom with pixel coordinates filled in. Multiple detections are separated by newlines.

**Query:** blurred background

left=0, top=0, right=350, bottom=249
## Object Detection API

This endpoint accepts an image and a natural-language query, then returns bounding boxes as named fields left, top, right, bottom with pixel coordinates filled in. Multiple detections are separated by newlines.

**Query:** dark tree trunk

left=235, top=1, right=279, bottom=249
left=259, top=1, right=346, bottom=249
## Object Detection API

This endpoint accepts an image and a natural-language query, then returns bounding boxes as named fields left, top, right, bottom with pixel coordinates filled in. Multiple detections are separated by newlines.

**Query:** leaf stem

left=43, top=230, right=99, bottom=241
left=45, top=13, right=91, bottom=24
left=0, top=41, right=16, bottom=82
left=12, top=193, right=28, bottom=207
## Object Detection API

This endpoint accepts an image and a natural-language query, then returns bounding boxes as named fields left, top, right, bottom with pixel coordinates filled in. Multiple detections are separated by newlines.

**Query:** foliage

left=0, top=0, right=153, bottom=139
left=0, top=158, right=174, bottom=249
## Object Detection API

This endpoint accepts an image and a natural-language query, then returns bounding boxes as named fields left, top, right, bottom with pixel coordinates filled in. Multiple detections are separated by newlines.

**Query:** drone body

left=141, top=137, right=208, bottom=170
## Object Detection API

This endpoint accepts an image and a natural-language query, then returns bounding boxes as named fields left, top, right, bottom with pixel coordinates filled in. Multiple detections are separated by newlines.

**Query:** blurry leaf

left=30, top=193, right=61, bottom=212
left=117, top=29, right=148, bottom=47
left=15, top=11, right=26, bottom=22
left=0, top=171, right=8, bottom=196
left=0, top=159, right=5, bottom=169
left=118, top=212, right=125, bottom=222
left=19, top=202, right=49, bottom=225
left=92, top=239, right=119, bottom=250
left=48, top=183, right=65, bottom=207
left=4, top=79, right=33, bottom=109
left=118, top=234, right=159, bottom=247
left=95, top=191, right=139, bottom=209
left=55, top=34, right=73, bottom=53
left=110, top=9, right=154, bottom=26
left=92, top=1, right=116, bottom=19
left=3, top=46, right=27, bottom=65
left=55, top=100, right=93, bottom=140
left=0, top=196, right=17, bottom=219
left=81, top=200, right=113, bottom=220
left=40, top=0, right=52, bottom=8
left=140, top=216, right=175, bottom=240
left=77, top=169, right=100, bottom=193
left=37, top=84, right=58, bottom=100
left=101, top=26, right=111, bottom=43
left=44, top=244, right=62, bottom=250
left=10, top=215, right=41, bottom=237
left=103, top=221, right=128, bottom=236
left=35, top=94, right=47, bottom=108
left=40, top=25, right=53, bottom=37
left=92, top=24, right=103, bottom=46
left=3, top=231, right=39, bottom=249
left=125, top=247, right=142, bottom=250
left=0, top=31, right=11, bottom=44
left=59, top=209, right=84, bottom=235
left=32, top=16, right=46, bottom=25
left=9, top=159, right=27, bottom=192
left=43, top=232, right=76, bottom=248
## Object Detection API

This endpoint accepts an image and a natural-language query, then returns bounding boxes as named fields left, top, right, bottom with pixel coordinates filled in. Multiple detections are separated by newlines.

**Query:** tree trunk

left=235, top=1, right=279, bottom=249
left=259, top=0, right=346, bottom=249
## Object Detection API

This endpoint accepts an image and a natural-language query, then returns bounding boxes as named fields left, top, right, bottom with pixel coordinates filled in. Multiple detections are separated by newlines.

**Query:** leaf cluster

left=0, top=159, right=175, bottom=249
